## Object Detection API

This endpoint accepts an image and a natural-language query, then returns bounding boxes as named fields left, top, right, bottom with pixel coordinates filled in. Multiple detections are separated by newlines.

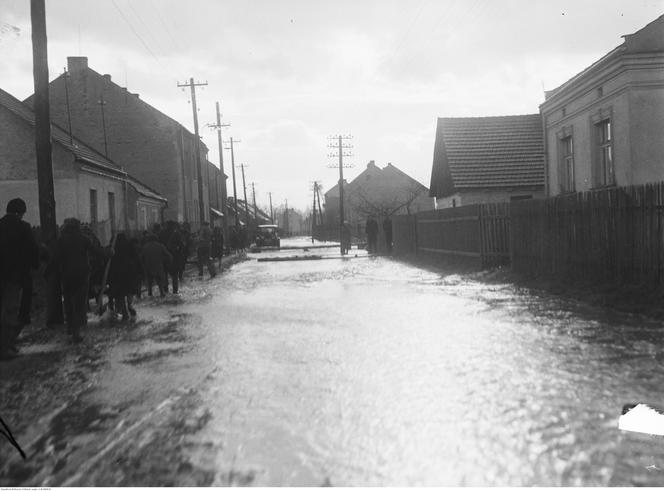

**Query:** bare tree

left=348, top=180, right=426, bottom=218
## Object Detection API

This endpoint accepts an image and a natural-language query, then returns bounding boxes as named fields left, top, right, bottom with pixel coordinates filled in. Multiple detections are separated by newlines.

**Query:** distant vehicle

left=255, top=224, right=280, bottom=248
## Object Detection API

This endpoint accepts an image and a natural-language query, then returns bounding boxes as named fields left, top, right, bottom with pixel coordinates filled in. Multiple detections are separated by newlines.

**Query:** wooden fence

left=392, top=203, right=510, bottom=268
left=511, top=182, right=664, bottom=285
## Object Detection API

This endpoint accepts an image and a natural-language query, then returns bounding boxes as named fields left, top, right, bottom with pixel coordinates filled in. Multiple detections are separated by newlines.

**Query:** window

left=595, top=119, right=614, bottom=186
left=561, top=107, right=566, bottom=117
left=89, top=189, right=98, bottom=223
left=108, top=192, right=116, bottom=230
left=559, top=136, right=575, bottom=193
left=597, top=86, right=603, bottom=98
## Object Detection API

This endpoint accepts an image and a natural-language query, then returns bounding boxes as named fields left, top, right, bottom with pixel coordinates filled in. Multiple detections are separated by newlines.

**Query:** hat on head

left=6, top=198, right=26, bottom=214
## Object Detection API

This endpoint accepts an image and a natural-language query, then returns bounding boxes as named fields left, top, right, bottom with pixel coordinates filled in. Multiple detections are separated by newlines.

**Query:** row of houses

left=0, top=56, right=229, bottom=243
left=429, top=14, right=664, bottom=207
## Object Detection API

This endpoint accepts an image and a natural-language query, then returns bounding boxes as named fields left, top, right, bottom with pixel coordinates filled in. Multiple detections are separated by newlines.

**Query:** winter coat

left=141, top=240, right=172, bottom=277
left=0, top=213, right=39, bottom=285
left=53, top=225, right=95, bottom=289
left=109, top=240, right=142, bottom=296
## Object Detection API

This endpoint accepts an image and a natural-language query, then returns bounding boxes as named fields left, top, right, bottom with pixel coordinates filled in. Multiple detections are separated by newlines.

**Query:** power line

left=110, top=0, right=166, bottom=72
left=148, top=0, right=181, bottom=52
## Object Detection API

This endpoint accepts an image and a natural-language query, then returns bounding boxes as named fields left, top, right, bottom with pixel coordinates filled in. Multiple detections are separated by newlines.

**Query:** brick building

left=0, top=87, right=167, bottom=244
left=429, top=114, right=545, bottom=208
left=541, top=15, right=664, bottom=195
left=24, top=56, right=217, bottom=227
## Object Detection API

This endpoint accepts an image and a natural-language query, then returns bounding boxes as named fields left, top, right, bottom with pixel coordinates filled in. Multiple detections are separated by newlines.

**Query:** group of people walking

left=0, top=197, right=234, bottom=360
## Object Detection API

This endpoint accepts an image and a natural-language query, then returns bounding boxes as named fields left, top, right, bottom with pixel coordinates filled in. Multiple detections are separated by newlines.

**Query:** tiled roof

left=430, top=114, right=544, bottom=197
left=127, top=176, right=168, bottom=202
left=0, top=87, right=122, bottom=175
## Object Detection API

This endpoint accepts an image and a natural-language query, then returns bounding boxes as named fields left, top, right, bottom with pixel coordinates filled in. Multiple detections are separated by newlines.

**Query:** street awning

left=210, top=207, right=224, bottom=218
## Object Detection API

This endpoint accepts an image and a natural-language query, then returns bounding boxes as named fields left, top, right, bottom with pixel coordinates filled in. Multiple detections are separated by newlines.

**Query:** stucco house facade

left=429, top=114, right=545, bottom=208
left=541, top=15, right=664, bottom=196
left=0, top=87, right=166, bottom=244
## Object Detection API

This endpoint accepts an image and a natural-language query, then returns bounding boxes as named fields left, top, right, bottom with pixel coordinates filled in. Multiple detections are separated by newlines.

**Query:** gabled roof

left=324, top=179, right=348, bottom=199
left=0, top=87, right=123, bottom=176
left=429, top=114, right=544, bottom=198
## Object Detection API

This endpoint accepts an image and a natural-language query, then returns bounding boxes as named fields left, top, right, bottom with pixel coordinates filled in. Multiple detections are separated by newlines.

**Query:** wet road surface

left=2, top=238, right=664, bottom=486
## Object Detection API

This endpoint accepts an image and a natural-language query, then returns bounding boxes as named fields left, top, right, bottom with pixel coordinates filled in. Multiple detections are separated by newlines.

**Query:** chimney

left=367, top=160, right=376, bottom=168
left=67, top=56, right=88, bottom=72
left=102, top=74, right=111, bottom=82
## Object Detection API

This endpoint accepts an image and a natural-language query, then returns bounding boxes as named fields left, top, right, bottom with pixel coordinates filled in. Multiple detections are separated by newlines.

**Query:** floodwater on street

left=4, top=237, right=664, bottom=486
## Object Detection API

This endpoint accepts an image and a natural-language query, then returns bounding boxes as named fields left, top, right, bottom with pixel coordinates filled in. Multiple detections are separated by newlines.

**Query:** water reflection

left=184, top=241, right=664, bottom=486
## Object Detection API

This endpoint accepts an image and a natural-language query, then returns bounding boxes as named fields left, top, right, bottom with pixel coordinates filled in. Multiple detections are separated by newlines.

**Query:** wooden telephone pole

left=328, top=135, right=353, bottom=254
left=31, top=0, right=62, bottom=324
left=239, top=163, right=249, bottom=227
left=224, top=137, right=240, bottom=227
left=177, top=77, right=208, bottom=224
left=208, top=102, right=230, bottom=233
left=251, top=182, right=258, bottom=222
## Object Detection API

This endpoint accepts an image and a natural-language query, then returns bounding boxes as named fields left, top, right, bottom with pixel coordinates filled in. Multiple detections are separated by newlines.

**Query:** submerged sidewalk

left=0, top=252, right=247, bottom=485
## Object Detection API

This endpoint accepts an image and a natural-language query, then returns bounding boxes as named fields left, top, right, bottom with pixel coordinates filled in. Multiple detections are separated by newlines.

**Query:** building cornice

left=541, top=53, right=664, bottom=113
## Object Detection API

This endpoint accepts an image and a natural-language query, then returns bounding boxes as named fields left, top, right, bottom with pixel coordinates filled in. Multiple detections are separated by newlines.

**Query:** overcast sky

left=1, top=0, right=662, bottom=211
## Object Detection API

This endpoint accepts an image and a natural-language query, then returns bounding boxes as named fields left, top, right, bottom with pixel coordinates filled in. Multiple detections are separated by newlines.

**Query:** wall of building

left=435, top=188, right=544, bottom=209
left=542, top=52, right=664, bottom=195
left=36, top=57, right=209, bottom=225
left=0, top=178, right=77, bottom=227
left=629, top=85, right=664, bottom=184
left=0, top=105, right=77, bottom=181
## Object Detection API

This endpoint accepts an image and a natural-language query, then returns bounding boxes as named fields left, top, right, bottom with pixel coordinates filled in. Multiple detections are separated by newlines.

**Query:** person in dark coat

left=129, top=237, right=144, bottom=298
left=383, top=216, right=393, bottom=254
left=197, top=222, right=217, bottom=279
left=230, top=226, right=239, bottom=253
left=164, top=222, right=185, bottom=294
left=211, top=226, right=224, bottom=266
left=178, top=222, right=192, bottom=280
left=108, top=233, right=142, bottom=322
left=141, top=234, right=172, bottom=297
left=53, top=218, right=94, bottom=342
left=365, top=216, right=379, bottom=254
left=0, top=198, right=39, bottom=359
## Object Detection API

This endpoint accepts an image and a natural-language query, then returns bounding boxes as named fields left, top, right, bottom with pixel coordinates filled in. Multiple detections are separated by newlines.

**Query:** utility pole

left=224, top=137, right=240, bottom=227
left=177, top=77, right=208, bottom=224
left=316, top=184, right=324, bottom=226
left=63, top=68, right=73, bottom=144
left=97, top=94, right=108, bottom=157
left=239, top=163, right=249, bottom=227
left=208, top=102, right=230, bottom=233
left=31, top=0, right=61, bottom=324
left=268, top=192, right=274, bottom=224
left=31, top=0, right=57, bottom=243
left=251, top=182, right=258, bottom=221
left=328, top=135, right=353, bottom=254
left=311, top=181, right=318, bottom=243
left=284, top=199, right=289, bottom=236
